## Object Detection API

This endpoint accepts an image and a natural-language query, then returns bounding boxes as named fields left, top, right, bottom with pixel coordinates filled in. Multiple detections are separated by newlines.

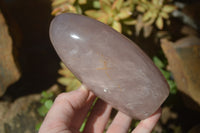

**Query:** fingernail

left=80, top=84, right=88, bottom=91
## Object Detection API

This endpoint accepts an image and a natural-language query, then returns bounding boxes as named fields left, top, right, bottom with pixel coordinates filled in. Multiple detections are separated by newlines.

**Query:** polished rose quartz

left=49, top=13, right=169, bottom=120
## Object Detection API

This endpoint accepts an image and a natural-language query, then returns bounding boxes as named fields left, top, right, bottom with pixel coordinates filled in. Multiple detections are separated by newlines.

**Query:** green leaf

left=112, top=20, right=122, bottom=32
left=160, top=12, right=169, bottom=19
left=125, top=28, right=133, bottom=35
left=142, top=11, right=152, bottom=22
left=98, top=16, right=109, bottom=24
left=62, top=4, right=76, bottom=13
left=152, top=0, right=160, bottom=5
left=58, top=67, right=75, bottom=77
left=37, top=106, right=49, bottom=117
left=79, top=98, right=98, bottom=132
left=41, top=91, right=53, bottom=99
left=160, top=69, right=170, bottom=79
left=41, top=91, right=48, bottom=98
left=79, top=119, right=87, bottom=132
left=68, top=0, right=76, bottom=4
left=93, top=1, right=101, bottom=8
left=44, top=100, right=53, bottom=109
left=145, top=15, right=156, bottom=25
left=113, top=0, right=123, bottom=10
left=162, top=5, right=176, bottom=13
left=136, top=5, right=146, bottom=12
left=135, top=121, right=140, bottom=127
left=100, top=0, right=112, bottom=13
left=85, top=10, right=109, bottom=24
left=118, top=7, right=132, bottom=19
left=78, top=0, right=87, bottom=5
left=167, top=80, right=177, bottom=94
left=40, top=98, right=46, bottom=104
left=52, top=0, right=70, bottom=6
left=156, top=16, right=163, bottom=29
left=141, top=0, right=147, bottom=2
left=58, top=77, right=72, bottom=86
left=60, top=62, right=67, bottom=69
left=140, top=2, right=149, bottom=10
left=75, top=4, right=82, bottom=14
left=123, top=0, right=133, bottom=7
left=123, top=18, right=136, bottom=25
left=107, top=17, right=114, bottom=25
left=100, top=0, right=111, bottom=6
left=153, top=56, right=165, bottom=68
left=67, top=79, right=81, bottom=91
left=85, top=10, right=109, bottom=23
left=35, top=122, right=42, bottom=131
left=85, top=10, right=102, bottom=18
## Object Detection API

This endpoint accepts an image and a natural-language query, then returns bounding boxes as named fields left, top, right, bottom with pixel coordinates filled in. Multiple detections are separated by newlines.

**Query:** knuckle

left=54, top=92, right=68, bottom=104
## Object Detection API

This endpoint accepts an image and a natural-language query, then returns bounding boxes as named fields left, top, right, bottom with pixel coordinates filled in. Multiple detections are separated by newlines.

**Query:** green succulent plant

left=37, top=91, right=54, bottom=116
left=153, top=56, right=177, bottom=94
left=51, top=0, right=87, bottom=15
left=85, top=0, right=136, bottom=33
left=135, top=0, right=176, bottom=37
left=57, top=62, right=81, bottom=92
left=36, top=91, right=54, bottom=130
left=51, top=0, right=176, bottom=36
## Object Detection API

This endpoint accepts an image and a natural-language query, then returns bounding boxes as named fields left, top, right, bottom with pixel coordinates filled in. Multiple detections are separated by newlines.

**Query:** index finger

left=132, top=108, right=162, bottom=133
left=39, top=85, right=94, bottom=133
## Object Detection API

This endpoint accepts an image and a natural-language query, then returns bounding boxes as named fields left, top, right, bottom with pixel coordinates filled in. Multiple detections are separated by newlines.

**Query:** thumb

left=39, top=85, right=89, bottom=133
left=53, top=85, right=90, bottom=110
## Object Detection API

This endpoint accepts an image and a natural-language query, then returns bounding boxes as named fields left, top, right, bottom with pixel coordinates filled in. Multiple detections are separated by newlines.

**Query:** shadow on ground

left=0, top=0, right=60, bottom=100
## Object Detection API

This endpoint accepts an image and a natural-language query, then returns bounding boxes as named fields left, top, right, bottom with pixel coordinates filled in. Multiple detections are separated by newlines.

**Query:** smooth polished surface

left=50, top=13, right=169, bottom=120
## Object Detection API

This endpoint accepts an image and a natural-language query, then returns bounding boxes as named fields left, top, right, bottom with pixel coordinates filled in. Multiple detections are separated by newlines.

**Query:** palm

left=39, top=86, right=161, bottom=133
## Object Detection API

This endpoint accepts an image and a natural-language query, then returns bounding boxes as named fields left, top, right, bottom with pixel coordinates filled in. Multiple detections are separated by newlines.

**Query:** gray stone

left=161, top=36, right=200, bottom=106
left=0, top=10, right=20, bottom=97
left=0, top=84, right=60, bottom=133
left=50, top=13, right=169, bottom=120
left=0, top=94, right=41, bottom=133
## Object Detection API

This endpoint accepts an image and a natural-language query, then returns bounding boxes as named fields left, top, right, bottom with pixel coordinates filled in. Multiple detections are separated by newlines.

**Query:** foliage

left=51, top=0, right=176, bottom=37
left=135, top=0, right=176, bottom=36
left=79, top=97, right=98, bottom=132
left=153, top=56, right=177, bottom=94
left=36, top=1, right=178, bottom=131
left=35, top=123, right=42, bottom=131
left=36, top=91, right=54, bottom=130
left=85, top=0, right=135, bottom=33
left=51, top=0, right=86, bottom=15
left=37, top=91, right=54, bottom=116
left=58, top=62, right=81, bottom=91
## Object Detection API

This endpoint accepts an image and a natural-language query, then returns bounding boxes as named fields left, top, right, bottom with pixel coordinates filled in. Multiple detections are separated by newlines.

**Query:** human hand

left=39, top=85, right=161, bottom=133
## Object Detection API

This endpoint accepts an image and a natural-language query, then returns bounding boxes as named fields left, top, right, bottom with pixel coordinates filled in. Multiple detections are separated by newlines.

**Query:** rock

left=0, top=10, right=20, bottom=97
left=0, top=84, right=59, bottom=133
left=161, top=36, right=200, bottom=105
left=0, top=94, right=41, bottom=133
left=49, top=13, right=169, bottom=120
